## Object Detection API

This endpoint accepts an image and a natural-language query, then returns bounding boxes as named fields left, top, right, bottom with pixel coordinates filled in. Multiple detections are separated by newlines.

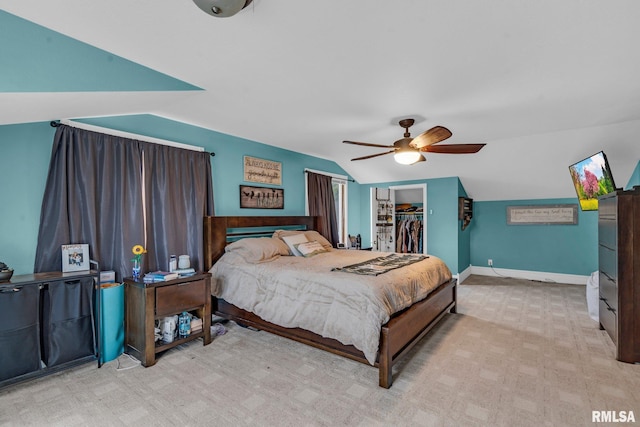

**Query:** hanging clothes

left=395, top=215, right=423, bottom=254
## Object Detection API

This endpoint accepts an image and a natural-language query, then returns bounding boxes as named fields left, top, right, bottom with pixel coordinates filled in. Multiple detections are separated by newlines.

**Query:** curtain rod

left=50, top=120, right=215, bottom=157
left=304, top=168, right=354, bottom=182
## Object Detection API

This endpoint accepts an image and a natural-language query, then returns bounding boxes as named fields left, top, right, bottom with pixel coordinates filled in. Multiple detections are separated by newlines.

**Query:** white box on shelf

left=100, top=270, right=116, bottom=284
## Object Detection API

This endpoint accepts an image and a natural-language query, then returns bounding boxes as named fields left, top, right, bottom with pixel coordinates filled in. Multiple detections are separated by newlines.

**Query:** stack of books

left=173, top=267, right=196, bottom=278
left=190, top=316, right=203, bottom=333
left=143, top=271, right=179, bottom=283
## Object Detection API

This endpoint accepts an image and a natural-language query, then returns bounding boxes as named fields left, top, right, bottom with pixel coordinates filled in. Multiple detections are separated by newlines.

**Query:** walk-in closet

left=370, top=184, right=426, bottom=254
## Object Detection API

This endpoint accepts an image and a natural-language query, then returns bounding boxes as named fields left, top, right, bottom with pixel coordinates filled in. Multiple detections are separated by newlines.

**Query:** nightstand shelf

left=124, top=272, right=212, bottom=367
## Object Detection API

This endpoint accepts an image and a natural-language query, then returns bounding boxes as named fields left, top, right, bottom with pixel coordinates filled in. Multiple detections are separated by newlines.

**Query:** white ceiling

left=3, top=0, right=640, bottom=200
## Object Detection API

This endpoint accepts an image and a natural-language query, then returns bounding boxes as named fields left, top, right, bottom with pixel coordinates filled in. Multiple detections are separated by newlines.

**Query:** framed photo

left=61, top=244, right=90, bottom=272
left=240, top=185, right=284, bottom=209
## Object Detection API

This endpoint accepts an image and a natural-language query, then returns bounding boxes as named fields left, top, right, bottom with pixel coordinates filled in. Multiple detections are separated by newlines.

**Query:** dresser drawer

left=598, top=196, right=617, bottom=220
left=156, top=279, right=206, bottom=317
left=599, top=299, right=617, bottom=345
left=598, top=244, right=617, bottom=284
left=598, top=217, right=617, bottom=250
left=599, top=271, right=617, bottom=312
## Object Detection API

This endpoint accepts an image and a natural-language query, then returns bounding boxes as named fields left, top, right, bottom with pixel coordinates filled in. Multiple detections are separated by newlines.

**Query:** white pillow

left=224, top=237, right=290, bottom=263
left=282, top=233, right=308, bottom=256
left=272, top=229, right=333, bottom=250
left=294, top=241, right=328, bottom=257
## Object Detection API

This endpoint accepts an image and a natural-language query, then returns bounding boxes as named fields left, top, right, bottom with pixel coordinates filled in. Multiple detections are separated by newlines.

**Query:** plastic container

left=178, top=312, right=191, bottom=338
left=100, top=282, right=124, bottom=363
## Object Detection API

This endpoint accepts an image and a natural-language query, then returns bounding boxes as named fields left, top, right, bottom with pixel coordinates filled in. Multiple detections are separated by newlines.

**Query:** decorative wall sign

left=244, top=156, right=282, bottom=185
left=506, top=204, right=578, bottom=225
left=240, top=185, right=284, bottom=209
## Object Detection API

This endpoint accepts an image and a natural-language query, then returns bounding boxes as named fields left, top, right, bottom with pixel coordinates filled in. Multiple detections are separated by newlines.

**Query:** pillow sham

left=281, top=233, right=308, bottom=256
left=224, top=237, right=290, bottom=263
left=272, top=229, right=333, bottom=250
left=294, top=241, right=328, bottom=257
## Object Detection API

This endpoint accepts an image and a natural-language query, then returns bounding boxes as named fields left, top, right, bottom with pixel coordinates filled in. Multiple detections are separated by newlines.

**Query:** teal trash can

left=100, top=283, right=124, bottom=363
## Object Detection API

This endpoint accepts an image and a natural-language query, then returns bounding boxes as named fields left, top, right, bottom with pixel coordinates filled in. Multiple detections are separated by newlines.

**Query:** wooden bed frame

left=203, top=215, right=457, bottom=388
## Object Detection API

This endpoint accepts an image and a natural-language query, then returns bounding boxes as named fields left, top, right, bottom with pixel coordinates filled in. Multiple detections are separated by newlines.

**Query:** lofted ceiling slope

left=1, top=1, right=640, bottom=200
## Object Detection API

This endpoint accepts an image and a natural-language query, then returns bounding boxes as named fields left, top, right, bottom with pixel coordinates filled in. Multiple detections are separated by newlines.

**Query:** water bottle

left=169, top=255, right=177, bottom=272
left=178, top=312, right=191, bottom=338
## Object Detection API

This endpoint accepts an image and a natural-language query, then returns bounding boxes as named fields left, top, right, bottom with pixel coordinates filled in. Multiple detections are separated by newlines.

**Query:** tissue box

left=100, top=270, right=116, bottom=284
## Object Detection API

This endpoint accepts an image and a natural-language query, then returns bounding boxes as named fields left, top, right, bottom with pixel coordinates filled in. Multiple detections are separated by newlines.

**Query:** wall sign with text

left=244, top=156, right=282, bottom=185
left=506, top=204, right=578, bottom=225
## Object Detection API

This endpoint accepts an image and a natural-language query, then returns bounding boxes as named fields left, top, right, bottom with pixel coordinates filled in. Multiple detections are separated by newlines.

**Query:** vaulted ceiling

left=2, top=1, right=640, bottom=200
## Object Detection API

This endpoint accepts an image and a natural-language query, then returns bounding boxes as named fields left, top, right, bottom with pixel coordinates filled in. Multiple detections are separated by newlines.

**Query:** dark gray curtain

left=35, top=124, right=214, bottom=280
left=35, top=125, right=145, bottom=280
left=143, top=144, right=214, bottom=273
left=307, top=172, right=339, bottom=247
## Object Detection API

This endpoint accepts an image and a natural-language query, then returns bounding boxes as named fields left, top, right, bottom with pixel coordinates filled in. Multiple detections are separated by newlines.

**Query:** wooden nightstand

left=124, top=272, right=212, bottom=367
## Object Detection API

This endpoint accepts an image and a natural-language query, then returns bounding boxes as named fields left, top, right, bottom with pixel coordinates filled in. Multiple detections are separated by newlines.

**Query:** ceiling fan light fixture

left=192, top=0, right=252, bottom=17
left=394, top=150, right=422, bottom=165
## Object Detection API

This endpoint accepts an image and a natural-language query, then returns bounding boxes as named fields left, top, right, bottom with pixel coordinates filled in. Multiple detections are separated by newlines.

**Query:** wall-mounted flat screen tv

left=568, top=151, right=617, bottom=211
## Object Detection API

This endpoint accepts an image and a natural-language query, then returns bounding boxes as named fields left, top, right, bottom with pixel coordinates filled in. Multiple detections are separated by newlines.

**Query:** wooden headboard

left=203, top=216, right=322, bottom=270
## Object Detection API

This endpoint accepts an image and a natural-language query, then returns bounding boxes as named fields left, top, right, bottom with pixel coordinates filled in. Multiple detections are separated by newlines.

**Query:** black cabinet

left=0, top=284, right=41, bottom=381
left=0, top=271, right=100, bottom=388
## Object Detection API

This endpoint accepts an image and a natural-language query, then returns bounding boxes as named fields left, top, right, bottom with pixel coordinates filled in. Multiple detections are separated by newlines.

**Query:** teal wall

left=470, top=198, right=598, bottom=276
left=0, top=117, right=615, bottom=279
left=0, top=118, right=354, bottom=275
left=0, top=122, right=56, bottom=274
left=357, top=177, right=461, bottom=274
left=457, top=180, right=471, bottom=273
left=0, top=11, right=199, bottom=92
left=626, top=160, right=640, bottom=189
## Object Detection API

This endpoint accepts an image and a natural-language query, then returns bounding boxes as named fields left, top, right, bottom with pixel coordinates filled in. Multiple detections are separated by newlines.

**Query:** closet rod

left=50, top=120, right=215, bottom=156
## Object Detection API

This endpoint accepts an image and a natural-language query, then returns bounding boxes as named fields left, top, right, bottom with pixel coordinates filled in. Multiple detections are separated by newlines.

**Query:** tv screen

left=568, top=151, right=617, bottom=211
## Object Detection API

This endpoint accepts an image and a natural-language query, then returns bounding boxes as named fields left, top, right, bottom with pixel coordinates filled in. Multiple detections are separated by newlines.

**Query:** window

left=305, top=169, right=348, bottom=246
left=332, top=178, right=348, bottom=245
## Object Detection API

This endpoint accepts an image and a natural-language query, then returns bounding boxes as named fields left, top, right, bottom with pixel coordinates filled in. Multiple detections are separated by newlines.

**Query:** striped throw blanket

left=332, top=253, right=428, bottom=276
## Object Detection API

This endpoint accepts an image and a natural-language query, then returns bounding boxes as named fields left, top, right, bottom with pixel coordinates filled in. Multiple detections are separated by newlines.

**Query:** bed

left=203, top=216, right=457, bottom=388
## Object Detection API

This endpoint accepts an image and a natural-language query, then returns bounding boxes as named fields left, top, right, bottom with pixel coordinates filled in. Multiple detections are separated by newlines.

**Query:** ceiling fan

left=343, top=119, right=485, bottom=165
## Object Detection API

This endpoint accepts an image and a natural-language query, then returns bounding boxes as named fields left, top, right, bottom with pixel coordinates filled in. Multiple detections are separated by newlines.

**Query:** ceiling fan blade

left=420, top=143, right=486, bottom=154
left=350, top=150, right=396, bottom=161
left=410, top=126, right=452, bottom=148
left=343, top=140, right=394, bottom=149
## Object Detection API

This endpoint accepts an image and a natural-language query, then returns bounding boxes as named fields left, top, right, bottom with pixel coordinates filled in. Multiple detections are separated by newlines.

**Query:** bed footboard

left=213, top=278, right=457, bottom=388
left=378, top=278, right=456, bottom=388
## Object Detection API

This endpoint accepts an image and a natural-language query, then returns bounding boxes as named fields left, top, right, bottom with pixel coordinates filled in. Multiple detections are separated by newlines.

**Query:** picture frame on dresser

left=61, top=243, right=90, bottom=272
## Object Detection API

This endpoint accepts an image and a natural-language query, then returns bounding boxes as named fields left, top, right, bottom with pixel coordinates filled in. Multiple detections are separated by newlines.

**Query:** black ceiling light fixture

left=192, top=0, right=253, bottom=17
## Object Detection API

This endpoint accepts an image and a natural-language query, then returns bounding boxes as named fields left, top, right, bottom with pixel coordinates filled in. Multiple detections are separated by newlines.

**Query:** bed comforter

left=209, top=249, right=452, bottom=364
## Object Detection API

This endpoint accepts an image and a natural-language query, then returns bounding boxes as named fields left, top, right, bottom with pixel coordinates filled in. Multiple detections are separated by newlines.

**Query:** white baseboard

left=470, top=266, right=589, bottom=285
left=456, top=265, right=472, bottom=284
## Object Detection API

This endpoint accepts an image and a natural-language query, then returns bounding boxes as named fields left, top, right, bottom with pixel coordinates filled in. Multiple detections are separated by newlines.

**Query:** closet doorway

left=370, top=184, right=427, bottom=254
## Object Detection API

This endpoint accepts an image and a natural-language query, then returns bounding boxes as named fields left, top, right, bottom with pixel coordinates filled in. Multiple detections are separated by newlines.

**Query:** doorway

left=370, top=183, right=427, bottom=253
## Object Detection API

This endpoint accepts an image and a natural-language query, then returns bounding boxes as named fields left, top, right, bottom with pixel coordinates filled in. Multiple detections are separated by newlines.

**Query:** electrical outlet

left=488, top=259, right=493, bottom=266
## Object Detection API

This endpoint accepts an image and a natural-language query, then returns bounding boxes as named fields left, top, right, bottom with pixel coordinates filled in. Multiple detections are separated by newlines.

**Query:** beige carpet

left=1, top=275, right=638, bottom=426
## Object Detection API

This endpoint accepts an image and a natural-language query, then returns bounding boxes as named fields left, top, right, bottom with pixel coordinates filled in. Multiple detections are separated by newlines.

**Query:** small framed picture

left=61, top=244, right=90, bottom=272
left=240, top=185, right=284, bottom=209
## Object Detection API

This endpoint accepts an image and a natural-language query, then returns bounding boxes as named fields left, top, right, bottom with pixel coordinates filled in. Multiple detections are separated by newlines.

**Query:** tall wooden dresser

left=598, top=186, right=640, bottom=363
